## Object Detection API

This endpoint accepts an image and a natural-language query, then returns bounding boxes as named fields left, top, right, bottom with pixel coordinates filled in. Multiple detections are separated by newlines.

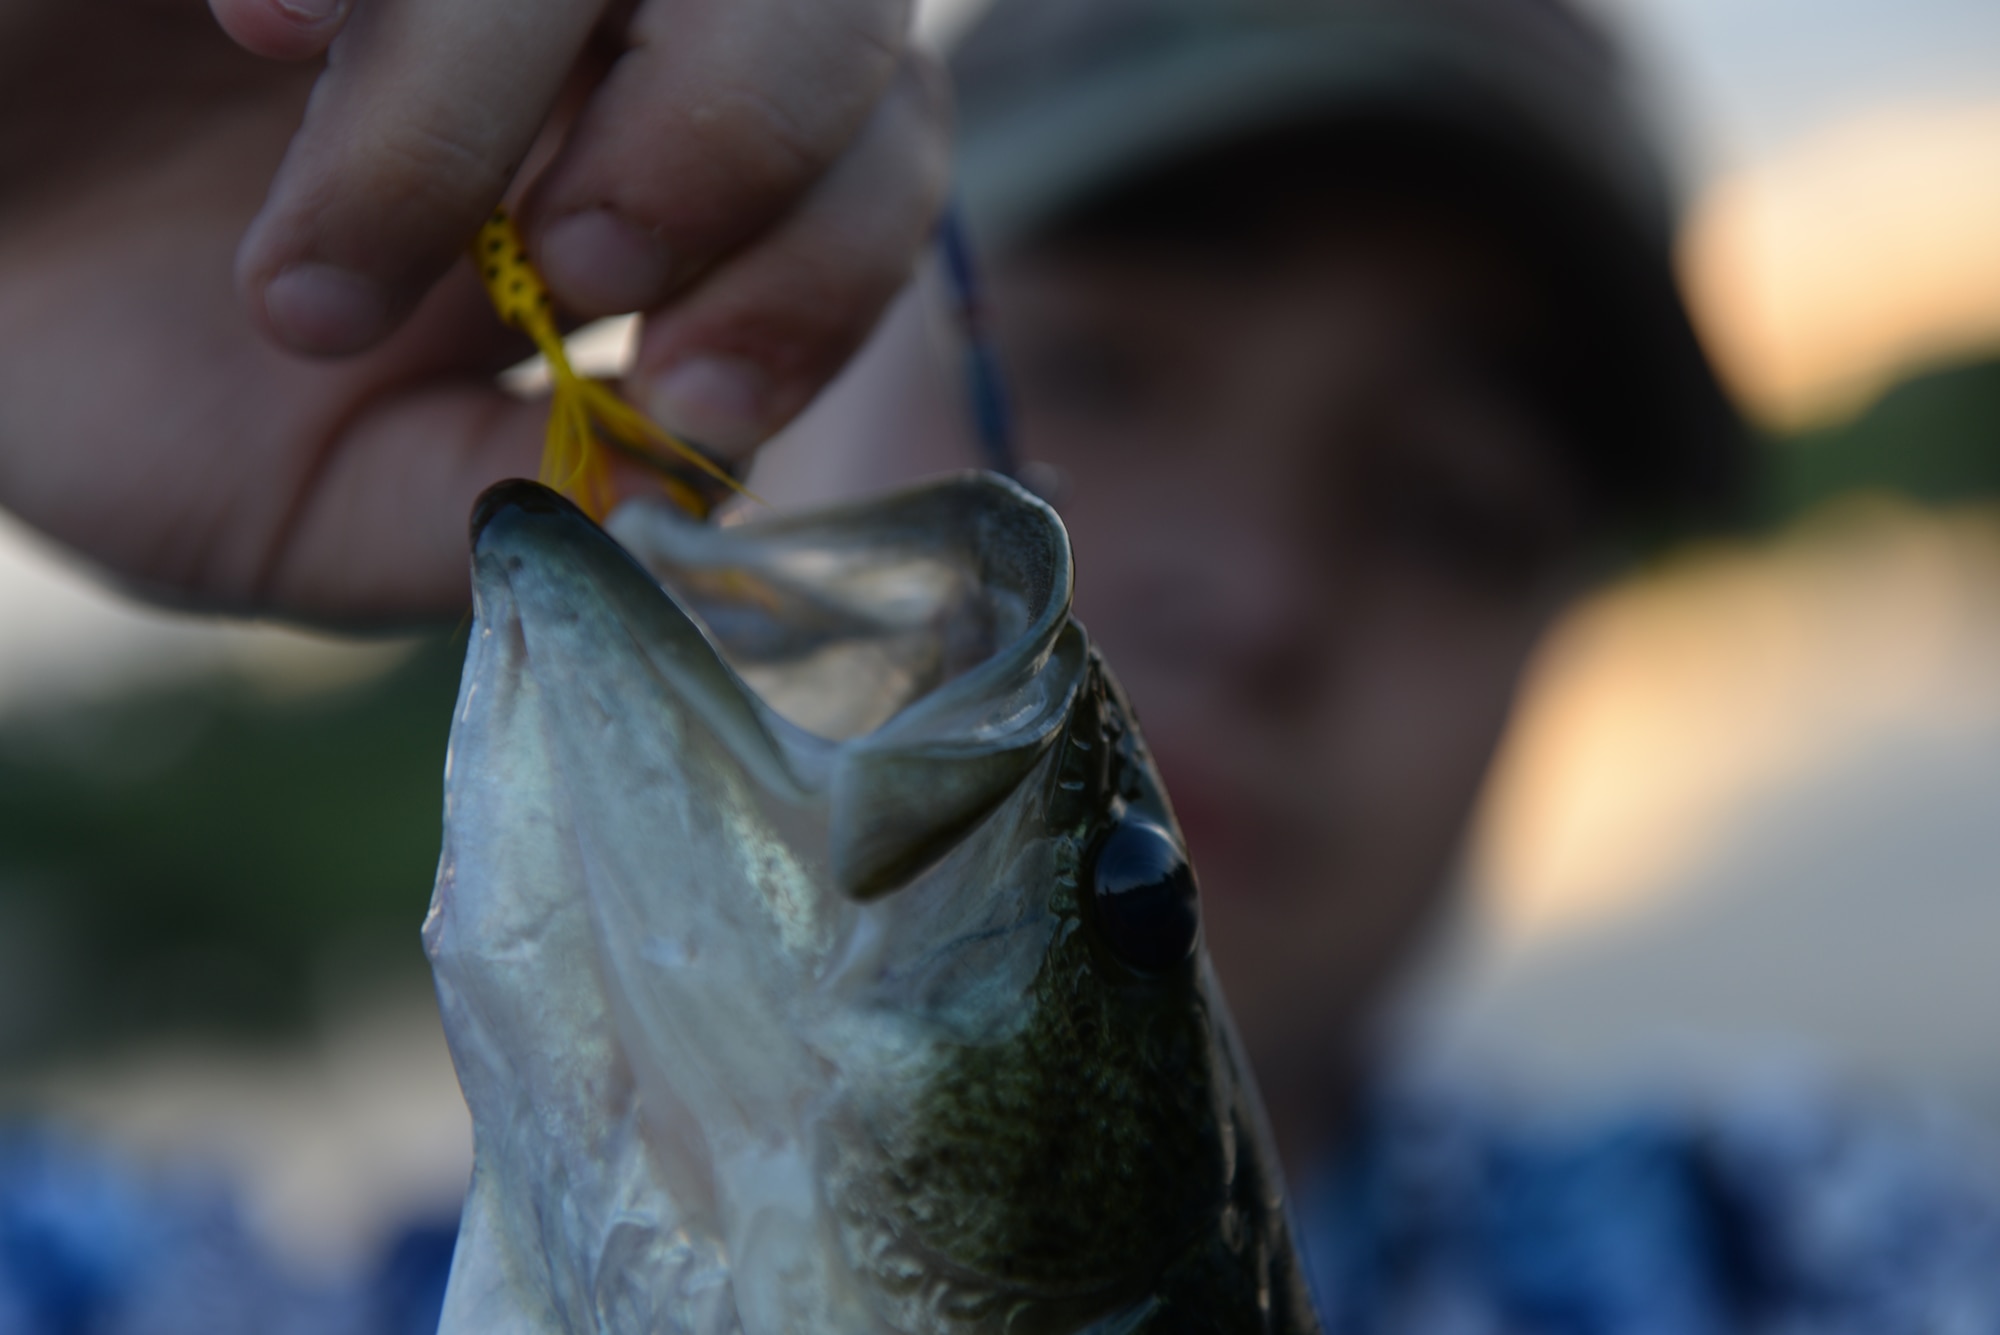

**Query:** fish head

left=425, top=474, right=1319, bottom=1334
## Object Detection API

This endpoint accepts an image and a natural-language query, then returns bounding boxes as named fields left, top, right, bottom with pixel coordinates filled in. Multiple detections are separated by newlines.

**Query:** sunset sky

left=1592, top=0, right=2000, bottom=166
left=1627, top=0, right=2000, bottom=425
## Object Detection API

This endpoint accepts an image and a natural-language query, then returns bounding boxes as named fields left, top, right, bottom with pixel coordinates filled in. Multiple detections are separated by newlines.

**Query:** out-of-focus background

left=1396, top=0, right=2000, bottom=1119
left=2, top=0, right=1998, bottom=1275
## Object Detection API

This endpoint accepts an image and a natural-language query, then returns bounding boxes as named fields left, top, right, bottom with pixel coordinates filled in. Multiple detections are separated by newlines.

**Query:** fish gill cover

left=422, top=473, right=1321, bottom=1333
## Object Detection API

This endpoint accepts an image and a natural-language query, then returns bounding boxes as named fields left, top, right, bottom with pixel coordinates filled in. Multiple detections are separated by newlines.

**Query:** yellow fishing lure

left=473, top=209, right=747, bottom=521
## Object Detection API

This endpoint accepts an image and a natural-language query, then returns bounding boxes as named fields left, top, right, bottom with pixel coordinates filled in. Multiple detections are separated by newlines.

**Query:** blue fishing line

left=935, top=202, right=1019, bottom=480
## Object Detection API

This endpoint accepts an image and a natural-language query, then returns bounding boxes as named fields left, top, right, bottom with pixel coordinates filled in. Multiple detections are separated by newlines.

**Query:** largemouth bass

left=424, top=473, right=1322, bottom=1333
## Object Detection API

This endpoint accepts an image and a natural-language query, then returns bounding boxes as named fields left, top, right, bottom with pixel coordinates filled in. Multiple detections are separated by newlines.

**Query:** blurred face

left=1001, top=208, right=1591, bottom=1156
left=762, top=198, right=1596, bottom=1163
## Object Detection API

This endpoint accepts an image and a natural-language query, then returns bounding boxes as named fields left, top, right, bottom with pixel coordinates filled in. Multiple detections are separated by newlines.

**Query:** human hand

left=0, top=0, right=947, bottom=623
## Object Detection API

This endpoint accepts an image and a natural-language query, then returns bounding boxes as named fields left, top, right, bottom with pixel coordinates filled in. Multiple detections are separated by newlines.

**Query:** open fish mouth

left=460, top=473, right=1086, bottom=899
left=424, top=474, right=1320, bottom=1334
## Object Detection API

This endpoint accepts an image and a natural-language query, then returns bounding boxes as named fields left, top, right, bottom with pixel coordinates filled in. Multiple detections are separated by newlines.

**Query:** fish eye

left=1088, top=817, right=1199, bottom=975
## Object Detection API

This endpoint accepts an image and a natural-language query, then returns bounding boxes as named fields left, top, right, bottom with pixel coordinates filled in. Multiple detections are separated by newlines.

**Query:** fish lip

left=466, top=473, right=1079, bottom=735
left=469, top=476, right=577, bottom=544
left=607, top=470, right=1077, bottom=716
left=467, top=472, right=1089, bottom=900
left=469, top=475, right=812, bottom=800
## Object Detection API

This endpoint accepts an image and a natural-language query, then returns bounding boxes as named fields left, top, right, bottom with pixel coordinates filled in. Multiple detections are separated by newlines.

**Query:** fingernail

left=540, top=210, right=672, bottom=315
left=276, top=0, right=344, bottom=22
left=263, top=262, right=389, bottom=355
left=647, top=356, right=776, bottom=458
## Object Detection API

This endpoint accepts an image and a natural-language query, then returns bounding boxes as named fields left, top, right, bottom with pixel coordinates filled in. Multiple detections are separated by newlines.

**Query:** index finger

left=236, top=0, right=608, bottom=355
left=525, top=0, right=915, bottom=318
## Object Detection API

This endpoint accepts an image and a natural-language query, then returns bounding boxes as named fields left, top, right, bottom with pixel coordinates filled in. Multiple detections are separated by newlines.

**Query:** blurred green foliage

left=0, top=637, right=463, bottom=1064
left=1768, top=357, right=2000, bottom=520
